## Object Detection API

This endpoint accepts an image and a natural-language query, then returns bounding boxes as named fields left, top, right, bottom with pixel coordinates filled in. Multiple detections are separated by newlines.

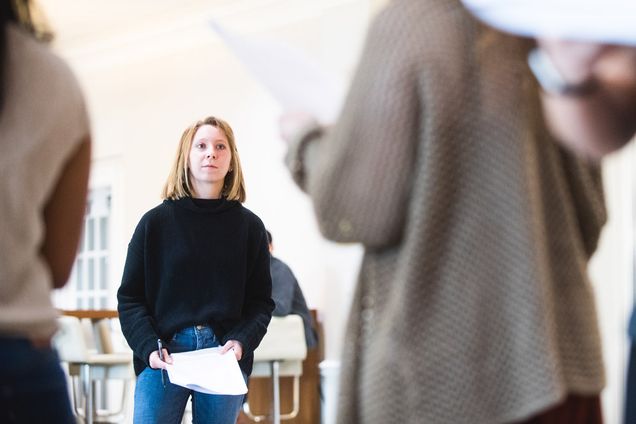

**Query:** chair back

left=254, top=315, right=307, bottom=362
left=96, top=318, right=115, bottom=354
left=53, top=315, right=91, bottom=363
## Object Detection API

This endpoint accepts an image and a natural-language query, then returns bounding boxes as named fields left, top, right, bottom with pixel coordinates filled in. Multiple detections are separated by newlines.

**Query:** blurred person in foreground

left=531, top=38, right=636, bottom=424
left=0, top=0, right=91, bottom=422
left=279, top=0, right=607, bottom=422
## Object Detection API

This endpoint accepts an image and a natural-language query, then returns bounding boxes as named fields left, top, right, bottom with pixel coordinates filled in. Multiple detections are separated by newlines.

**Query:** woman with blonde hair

left=118, top=116, right=274, bottom=424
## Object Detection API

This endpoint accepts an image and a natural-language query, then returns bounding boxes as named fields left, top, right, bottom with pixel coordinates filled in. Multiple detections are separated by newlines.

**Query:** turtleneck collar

left=169, top=197, right=239, bottom=214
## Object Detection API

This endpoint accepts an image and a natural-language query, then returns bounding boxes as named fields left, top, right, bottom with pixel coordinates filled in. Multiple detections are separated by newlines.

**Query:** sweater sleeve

left=222, top=218, right=274, bottom=354
left=285, top=5, right=422, bottom=250
left=117, top=216, right=159, bottom=368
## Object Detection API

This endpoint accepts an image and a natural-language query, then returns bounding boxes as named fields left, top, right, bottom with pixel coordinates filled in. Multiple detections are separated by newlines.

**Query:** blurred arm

left=41, top=136, right=91, bottom=288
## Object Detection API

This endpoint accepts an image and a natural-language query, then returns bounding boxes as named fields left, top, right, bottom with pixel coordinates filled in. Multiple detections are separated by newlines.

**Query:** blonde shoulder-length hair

left=161, top=116, right=246, bottom=202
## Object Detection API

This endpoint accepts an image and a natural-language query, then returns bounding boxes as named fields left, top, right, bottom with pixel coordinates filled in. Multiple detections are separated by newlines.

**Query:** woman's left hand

left=220, top=339, right=243, bottom=361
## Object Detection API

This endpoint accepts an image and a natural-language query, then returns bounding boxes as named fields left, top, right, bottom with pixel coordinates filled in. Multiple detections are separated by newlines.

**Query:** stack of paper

left=210, top=20, right=346, bottom=124
left=165, top=347, right=247, bottom=395
left=462, top=0, right=636, bottom=45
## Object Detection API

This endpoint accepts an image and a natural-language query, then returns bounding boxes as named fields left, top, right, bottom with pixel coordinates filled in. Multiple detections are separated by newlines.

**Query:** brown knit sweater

left=286, top=0, right=607, bottom=423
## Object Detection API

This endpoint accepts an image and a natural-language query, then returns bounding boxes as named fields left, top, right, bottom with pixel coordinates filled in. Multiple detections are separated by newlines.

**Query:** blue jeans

left=625, top=309, right=636, bottom=424
left=625, top=342, right=635, bottom=424
left=133, top=325, right=246, bottom=424
left=0, top=337, right=75, bottom=424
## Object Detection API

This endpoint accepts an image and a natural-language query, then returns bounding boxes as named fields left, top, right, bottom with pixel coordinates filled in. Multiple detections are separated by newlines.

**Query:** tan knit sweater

left=0, top=24, right=89, bottom=339
left=286, top=0, right=607, bottom=423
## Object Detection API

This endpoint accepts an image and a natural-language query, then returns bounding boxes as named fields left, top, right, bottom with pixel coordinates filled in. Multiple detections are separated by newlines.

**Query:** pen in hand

left=157, top=338, right=167, bottom=388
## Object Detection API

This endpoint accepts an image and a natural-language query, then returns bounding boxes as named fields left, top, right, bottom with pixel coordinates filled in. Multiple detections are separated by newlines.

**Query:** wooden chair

left=243, top=315, right=307, bottom=424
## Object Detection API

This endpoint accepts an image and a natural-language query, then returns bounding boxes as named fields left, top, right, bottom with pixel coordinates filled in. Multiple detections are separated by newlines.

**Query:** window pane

left=100, top=257, right=108, bottom=290
left=88, top=258, right=94, bottom=290
left=73, top=188, right=112, bottom=312
left=79, top=227, right=85, bottom=253
left=87, top=218, right=95, bottom=251
left=77, top=259, right=83, bottom=291
left=100, top=217, right=108, bottom=250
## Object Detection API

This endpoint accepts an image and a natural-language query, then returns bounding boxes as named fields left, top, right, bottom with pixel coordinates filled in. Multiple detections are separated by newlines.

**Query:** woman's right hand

left=539, top=39, right=636, bottom=86
left=149, top=348, right=172, bottom=369
left=537, top=39, right=607, bottom=84
left=279, top=110, right=319, bottom=144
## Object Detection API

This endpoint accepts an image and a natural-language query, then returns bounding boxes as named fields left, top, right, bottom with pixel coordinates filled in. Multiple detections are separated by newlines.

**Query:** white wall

left=47, top=0, right=372, bottom=362
left=591, top=143, right=635, bottom=424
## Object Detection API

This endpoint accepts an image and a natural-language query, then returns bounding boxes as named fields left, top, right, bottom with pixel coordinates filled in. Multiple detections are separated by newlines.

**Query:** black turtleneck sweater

left=117, top=197, right=274, bottom=376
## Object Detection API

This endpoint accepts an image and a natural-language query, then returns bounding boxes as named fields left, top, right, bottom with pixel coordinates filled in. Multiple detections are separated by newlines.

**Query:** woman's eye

left=216, top=144, right=226, bottom=150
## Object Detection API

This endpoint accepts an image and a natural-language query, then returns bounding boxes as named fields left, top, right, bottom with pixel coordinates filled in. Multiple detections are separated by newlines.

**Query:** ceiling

left=35, top=0, right=361, bottom=53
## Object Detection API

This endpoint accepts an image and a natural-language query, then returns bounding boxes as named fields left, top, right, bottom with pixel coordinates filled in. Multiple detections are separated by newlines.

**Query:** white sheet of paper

left=461, top=0, right=636, bottom=45
left=210, top=20, right=346, bottom=123
left=165, top=347, right=247, bottom=395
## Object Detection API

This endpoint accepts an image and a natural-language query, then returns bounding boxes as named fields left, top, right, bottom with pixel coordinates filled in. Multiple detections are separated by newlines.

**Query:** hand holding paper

left=219, top=339, right=243, bottom=361
left=165, top=347, right=247, bottom=395
left=461, top=0, right=636, bottom=45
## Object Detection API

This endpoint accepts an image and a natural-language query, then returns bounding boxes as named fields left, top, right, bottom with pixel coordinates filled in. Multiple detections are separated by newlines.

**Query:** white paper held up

left=210, top=20, right=346, bottom=124
left=461, top=0, right=636, bottom=46
left=165, top=347, right=247, bottom=395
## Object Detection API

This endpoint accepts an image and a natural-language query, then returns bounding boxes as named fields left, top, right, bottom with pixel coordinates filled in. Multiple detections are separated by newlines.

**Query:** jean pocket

left=167, top=330, right=194, bottom=353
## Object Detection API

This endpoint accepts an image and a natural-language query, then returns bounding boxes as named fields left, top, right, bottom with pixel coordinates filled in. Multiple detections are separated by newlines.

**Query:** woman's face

left=188, top=124, right=232, bottom=196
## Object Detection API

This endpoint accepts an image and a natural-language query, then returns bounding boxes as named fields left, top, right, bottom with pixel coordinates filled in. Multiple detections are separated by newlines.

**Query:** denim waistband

left=169, top=325, right=218, bottom=352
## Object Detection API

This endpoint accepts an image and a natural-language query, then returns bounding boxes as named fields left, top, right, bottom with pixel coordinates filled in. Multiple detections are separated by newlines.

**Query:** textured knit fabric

left=285, top=0, right=607, bottom=423
left=270, top=256, right=318, bottom=349
left=117, top=197, right=274, bottom=376
left=0, top=23, right=89, bottom=339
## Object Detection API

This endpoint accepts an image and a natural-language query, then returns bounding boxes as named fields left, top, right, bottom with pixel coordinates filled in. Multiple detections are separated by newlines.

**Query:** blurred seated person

left=267, top=230, right=318, bottom=349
